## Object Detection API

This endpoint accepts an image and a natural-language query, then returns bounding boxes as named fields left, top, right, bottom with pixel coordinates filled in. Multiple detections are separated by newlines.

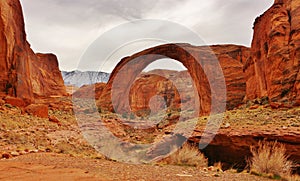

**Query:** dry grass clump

left=161, top=144, right=207, bottom=167
left=286, top=174, right=300, bottom=181
left=249, top=140, right=294, bottom=179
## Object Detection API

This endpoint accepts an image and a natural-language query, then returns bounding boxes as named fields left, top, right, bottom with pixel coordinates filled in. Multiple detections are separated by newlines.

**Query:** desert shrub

left=161, top=144, right=207, bottom=167
left=286, top=174, right=300, bottom=181
left=135, top=109, right=151, bottom=117
left=249, top=140, right=294, bottom=179
left=281, top=89, right=290, bottom=98
left=122, top=112, right=128, bottom=119
left=129, top=113, right=135, bottom=120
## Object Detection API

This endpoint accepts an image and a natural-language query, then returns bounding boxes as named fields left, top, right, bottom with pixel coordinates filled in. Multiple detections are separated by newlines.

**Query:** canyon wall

left=244, top=0, right=300, bottom=105
left=95, top=0, right=300, bottom=115
left=0, top=0, right=66, bottom=104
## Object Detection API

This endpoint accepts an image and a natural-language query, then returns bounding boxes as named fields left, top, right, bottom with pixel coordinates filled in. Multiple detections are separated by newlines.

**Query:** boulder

left=25, top=104, right=48, bottom=118
left=4, top=96, right=26, bottom=107
left=49, top=115, right=60, bottom=124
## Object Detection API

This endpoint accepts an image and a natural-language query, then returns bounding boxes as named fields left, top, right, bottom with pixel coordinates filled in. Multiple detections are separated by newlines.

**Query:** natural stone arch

left=98, top=43, right=229, bottom=116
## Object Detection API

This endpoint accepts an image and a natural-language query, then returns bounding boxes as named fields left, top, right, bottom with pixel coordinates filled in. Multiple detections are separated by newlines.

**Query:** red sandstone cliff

left=244, top=0, right=300, bottom=105
left=0, top=0, right=66, bottom=104
left=99, top=0, right=300, bottom=115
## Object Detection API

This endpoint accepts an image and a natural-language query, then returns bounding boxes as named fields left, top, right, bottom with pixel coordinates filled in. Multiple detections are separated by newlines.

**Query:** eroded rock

left=98, top=44, right=249, bottom=116
left=244, top=0, right=300, bottom=105
left=25, top=104, right=49, bottom=118
left=0, top=0, right=66, bottom=103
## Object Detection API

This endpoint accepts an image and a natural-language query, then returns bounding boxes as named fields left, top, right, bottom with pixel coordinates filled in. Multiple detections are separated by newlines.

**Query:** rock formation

left=244, top=0, right=300, bottom=105
left=31, top=53, right=67, bottom=98
left=73, top=83, right=106, bottom=100
left=129, top=72, right=181, bottom=116
left=98, top=44, right=249, bottom=115
left=191, top=127, right=300, bottom=171
left=98, top=0, right=300, bottom=114
left=0, top=0, right=66, bottom=105
left=211, top=45, right=250, bottom=109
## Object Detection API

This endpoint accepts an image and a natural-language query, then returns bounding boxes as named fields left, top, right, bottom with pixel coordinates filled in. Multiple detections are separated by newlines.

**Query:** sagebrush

left=161, top=144, right=207, bottom=167
left=249, top=140, right=294, bottom=178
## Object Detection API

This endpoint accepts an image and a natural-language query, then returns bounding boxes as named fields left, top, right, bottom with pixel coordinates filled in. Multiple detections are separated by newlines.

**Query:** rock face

left=0, top=0, right=66, bottom=104
left=191, top=128, right=300, bottom=170
left=244, top=0, right=300, bottom=104
left=98, top=44, right=249, bottom=115
left=129, top=72, right=181, bottom=116
left=25, top=104, right=49, bottom=118
left=4, top=96, right=26, bottom=107
left=211, top=45, right=250, bottom=109
left=32, top=53, right=66, bottom=98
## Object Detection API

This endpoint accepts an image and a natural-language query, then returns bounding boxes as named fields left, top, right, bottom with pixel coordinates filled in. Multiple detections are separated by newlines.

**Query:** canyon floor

left=0, top=153, right=271, bottom=181
left=0, top=97, right=300, bottom=180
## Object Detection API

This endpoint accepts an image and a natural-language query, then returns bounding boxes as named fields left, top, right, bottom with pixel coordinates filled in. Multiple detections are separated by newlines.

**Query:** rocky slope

left=62, top=70, right=110, bottom=87
left=244, top=0, right=300, bottom=105
left=0, top=0, right=66, bottom=104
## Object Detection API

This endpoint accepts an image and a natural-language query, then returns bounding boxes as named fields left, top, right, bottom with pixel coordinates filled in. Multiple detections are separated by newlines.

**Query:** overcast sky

left=19, top=0, right=273, bottom=72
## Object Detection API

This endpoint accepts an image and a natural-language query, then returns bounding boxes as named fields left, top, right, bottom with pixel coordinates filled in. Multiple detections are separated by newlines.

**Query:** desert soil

left=0, top=153, right=271, bottom=181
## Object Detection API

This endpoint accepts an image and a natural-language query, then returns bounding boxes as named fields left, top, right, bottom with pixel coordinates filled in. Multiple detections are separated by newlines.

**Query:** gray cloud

left=20, top=0, right=273, bottom=72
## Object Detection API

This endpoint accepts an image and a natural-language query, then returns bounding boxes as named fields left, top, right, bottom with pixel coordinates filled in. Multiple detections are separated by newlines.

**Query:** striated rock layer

left=0, top=0, right=66, bottom=104
left=191, top=128, right=300, bottom=171
left=244, top=0, right=300, bottom=105
left=98, top=44, right=249, bottom=115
